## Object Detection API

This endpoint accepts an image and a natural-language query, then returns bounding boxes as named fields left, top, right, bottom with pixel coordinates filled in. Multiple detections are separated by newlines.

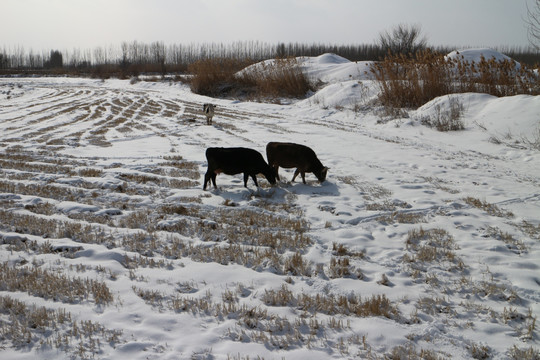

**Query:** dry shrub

left=419, top=96, right=465, bottom=131
left=239, top=57, right=314, bottom=99
left=188, top=57, right=253, bottom=97
left=188, top=56, right=313, bottom=99
left=371, top=50, right=540, bottom=110
left=452, top=53, right=539, bottom=97
left=371, top=50, right=453, bottom=109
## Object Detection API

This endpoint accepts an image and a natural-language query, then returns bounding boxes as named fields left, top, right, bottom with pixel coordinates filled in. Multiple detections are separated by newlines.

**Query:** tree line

left=1, top=40, right=538, bottom=77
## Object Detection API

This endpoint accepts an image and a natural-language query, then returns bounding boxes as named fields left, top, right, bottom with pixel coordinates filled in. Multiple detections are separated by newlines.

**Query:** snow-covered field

left=0, top=52, right=539, bottom=359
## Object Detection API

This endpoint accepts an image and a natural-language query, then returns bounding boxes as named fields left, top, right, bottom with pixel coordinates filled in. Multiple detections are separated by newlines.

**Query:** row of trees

left=2, top=40, right=538, bottom=73
left=2, top=9, right=540, bottom=76
left=0, top=49, right=64, bottom=70
left=0, top=41, right=393, bottom=71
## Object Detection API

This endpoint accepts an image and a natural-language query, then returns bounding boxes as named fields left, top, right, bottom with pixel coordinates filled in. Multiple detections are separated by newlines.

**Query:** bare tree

left=45, top=50, right=63, bottom=69
left=378, top=23, right=427, bottom=56
left=120, top=42, right=130, bottom=69
left=526, top=0, right=540, bottom=50
left=149, top=41, right=166, bottom=76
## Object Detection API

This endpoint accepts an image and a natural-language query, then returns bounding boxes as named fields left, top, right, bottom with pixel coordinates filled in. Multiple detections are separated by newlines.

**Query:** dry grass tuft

left=387, top=343, right=449, bottom=360
left=463, top=197, right=514, bottom=218
left=0, top=295, right=122, bottom=357
left=508, top=345, right=540, bottom=360
left=486, top=226, right=527, bottom=254
left=518, top=220, right=540, bottom=240
left=262, top=286, right=399, bottom=319
left=0, top=262, right=114, bottom=305
left=419, top=96, right=465, bottom=131
left=78, top=167, right=103, bottom=177
left=404, top=227, right=464, bottom=278
left=376, top=210, right=425, bottom=224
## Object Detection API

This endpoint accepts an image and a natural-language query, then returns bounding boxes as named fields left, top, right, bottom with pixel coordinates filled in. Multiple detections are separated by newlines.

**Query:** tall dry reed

left=188, top=56, right=313, bottom=99
left=371, top=50, right=540, bottom=109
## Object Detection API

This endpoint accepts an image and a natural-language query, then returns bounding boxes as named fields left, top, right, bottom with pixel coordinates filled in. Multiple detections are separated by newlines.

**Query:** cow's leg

left=244, top=173, right=258, bottom=187
left=203, top=171, right=211, bottom=190
left=251, top=174, right=259, bottom=187
left=301, top=172, right=307, bottom=184
left=292, top=169, right=300, bottom=182
left=273, top=166, right=280, bottom=181
left=211, top=173, right=217, bottom=189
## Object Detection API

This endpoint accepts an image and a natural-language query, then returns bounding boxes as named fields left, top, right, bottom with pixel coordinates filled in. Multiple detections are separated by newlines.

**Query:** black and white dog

left=203, top=103, right=216, bottom=125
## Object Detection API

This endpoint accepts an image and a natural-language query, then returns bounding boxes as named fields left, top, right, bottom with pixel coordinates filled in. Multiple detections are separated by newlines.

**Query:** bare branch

left=525, top=0, right=540, bottom=50
left=378, top=24, right=428, bottom=56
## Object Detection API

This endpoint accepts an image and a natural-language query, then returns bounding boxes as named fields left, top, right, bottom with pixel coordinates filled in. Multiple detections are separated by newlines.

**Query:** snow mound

left=239, top=53, right=374, bottom=85
left=467, top=94, right=540, bottom=138
left=446, top=48, right=520, bottom=68
left=311, top=53, right=350, bottom=65
left=415, top=93, right=540, bottom=144
left=299, top=80, right=378, bottom=109
left=299, top=53, right=374, bottom=83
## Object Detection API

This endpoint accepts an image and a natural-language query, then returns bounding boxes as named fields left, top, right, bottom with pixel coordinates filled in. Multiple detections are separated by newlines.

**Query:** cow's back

left=206, top=147, right=265, bottom=175
left=266, top=142, right=318, bottom=168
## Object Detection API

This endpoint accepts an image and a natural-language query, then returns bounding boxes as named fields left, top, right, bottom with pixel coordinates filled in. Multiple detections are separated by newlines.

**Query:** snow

left=414, top=92, right=540, bottom=152
left=299, top=53, right=374, bottom=83
left=0, top=50, right=539, bottom=359
left=446, top=48, right=521, bottom=68
left=241, top=53, right=374, bottom=84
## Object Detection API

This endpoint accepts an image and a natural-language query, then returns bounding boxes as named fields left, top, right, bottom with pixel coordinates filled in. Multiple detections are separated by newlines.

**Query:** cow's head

left=265, top=169, right=277, bottom=185
left=260, top=166, right=276, bottom=186
left=316, top=167, right=329, bottom=183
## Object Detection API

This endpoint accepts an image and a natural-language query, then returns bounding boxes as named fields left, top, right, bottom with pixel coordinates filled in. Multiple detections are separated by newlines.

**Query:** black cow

left=203, top=103, right=215, bottom=125
left=266, top=142, right=328, bottom=184
left=203, top=147, right=276, bottom=190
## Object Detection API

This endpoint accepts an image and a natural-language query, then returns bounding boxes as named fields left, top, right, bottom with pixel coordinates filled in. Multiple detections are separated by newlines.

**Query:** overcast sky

left=2, top=0, right=534, bottom=52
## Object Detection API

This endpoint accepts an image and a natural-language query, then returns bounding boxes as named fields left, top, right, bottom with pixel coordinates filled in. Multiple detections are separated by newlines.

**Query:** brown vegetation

left=371, top=50, right=540, bottom=110
left=188, top=56, right=313, bottom=99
